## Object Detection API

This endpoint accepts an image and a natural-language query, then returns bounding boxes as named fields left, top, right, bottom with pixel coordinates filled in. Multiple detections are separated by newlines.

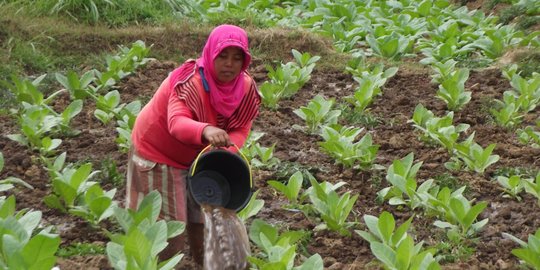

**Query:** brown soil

left=1, top=56, right=539, bottom=270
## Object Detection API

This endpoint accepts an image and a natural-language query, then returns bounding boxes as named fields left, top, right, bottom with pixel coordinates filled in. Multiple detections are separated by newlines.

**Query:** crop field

left=0, top=0, right=539, bottom=269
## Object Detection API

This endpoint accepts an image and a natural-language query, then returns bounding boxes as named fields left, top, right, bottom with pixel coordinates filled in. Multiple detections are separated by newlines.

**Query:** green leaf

left=62, top=100, right=83, bottom=121
left=43, top=194, right=66, bottom=212
left=106, top=242, right=127, bottom=269
left=512, top=248, right=540, bottom=268
left=21, top=234, right=60, bottom=270
left=392, top=216, right=413, bottom=247
left=294, top=253, right=323, bottom=270
left=71, top=163, right=93, bottom=190
left=166, top=221, right=185, bottom=239
left=371, top=242, right=396, bottom=267
left=463, top=201, right=487, bottom=231
left=53, top=180, right=77, bottom=207
left=145, top=221, right=168, bottom=257
left=364, top=214, right=382, bottom=241
left=19, top=211, right=41, bottom=237
left=0, top=195, right=16, bottom=218
left=157, top=254, right=183, bottom=270
left=396, top=236, right=414, bottom=268
left=124, top=228, right=152, bottom=267
left=378, top=211, right=395, bottom=245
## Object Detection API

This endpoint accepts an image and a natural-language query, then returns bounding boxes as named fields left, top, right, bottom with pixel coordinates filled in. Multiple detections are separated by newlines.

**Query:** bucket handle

left=190, top=144, right=253, bottom=189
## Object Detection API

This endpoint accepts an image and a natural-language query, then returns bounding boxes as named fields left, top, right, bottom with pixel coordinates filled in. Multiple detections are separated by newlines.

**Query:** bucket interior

left=189, top=150, right=252, bottom=211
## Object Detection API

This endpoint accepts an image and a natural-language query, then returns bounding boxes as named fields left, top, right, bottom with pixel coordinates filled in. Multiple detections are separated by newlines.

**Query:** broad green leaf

left=294, top=253, right=323, bottom=270
left=21, top=234, right=60, bottom=270
left=378, top=211, right=395, bottom=244
left=124, top=228, right=152, bottom=267
left=371, top=242, right=396, bottom=267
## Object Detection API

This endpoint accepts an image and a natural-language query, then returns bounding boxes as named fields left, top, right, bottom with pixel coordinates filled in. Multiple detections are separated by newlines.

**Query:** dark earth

left=1, top=51, right=539, bottom=270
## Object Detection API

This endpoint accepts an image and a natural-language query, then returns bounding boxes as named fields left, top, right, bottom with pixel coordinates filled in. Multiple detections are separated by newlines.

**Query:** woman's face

left=214, top=46, right=245, bottom=83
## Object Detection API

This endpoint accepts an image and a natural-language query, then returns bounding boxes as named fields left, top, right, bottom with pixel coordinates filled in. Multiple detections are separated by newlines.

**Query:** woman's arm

left=167, top=90, right=209, bottom=146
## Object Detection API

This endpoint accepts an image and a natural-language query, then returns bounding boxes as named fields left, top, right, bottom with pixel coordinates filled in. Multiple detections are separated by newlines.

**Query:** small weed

left=368, top=170, right=385, bottom=189
left=56, top=242, right=105, bottom=258
left=516, top=51, right=540, bottom=77
left=492, top=166, right=538, bottom=178
left=339, top=105, right=382, bottom=128
left=272, top=161, right=320, bottom=186
left=499, top=5, right=527, bottom=24
left=434, top=240, right=476, bottom=263
left=433, top=173, right=460, bottom=190
left=97, top=156, right=124, bottom=187
left=517, top=15, right=540, bottom=30
left=455, top=55, right=492, bottom=69
left=483, top=0, right=512, bottom=10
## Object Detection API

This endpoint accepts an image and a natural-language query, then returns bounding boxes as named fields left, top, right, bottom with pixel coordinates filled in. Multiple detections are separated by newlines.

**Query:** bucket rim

left=190, top=144, right=252, bottom=189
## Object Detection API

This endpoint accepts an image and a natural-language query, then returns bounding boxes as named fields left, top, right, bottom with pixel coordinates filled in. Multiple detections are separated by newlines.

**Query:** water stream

left=201, top=204, right=250, bottom=270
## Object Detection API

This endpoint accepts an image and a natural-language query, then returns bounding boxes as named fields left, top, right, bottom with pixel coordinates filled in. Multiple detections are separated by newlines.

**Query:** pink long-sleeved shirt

left=132, top=70, right=259, bottom=169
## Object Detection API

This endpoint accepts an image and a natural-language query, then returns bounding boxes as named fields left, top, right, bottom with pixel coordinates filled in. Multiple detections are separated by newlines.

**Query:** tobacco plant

left=366, top=33, right=411, bottom=60
left=259, top=81, right=285, bottom=110
left=496, top=175, right=525, bottom=201
left=268, top=171, right=305, bottom=209
left=452, top=133, right=500, bottom=173
left=306, top=177, right=358, bottom=236
left=522, top=172, right=540, bottom=206
left=410, top=104, right=469, bottom=149
left=55, top=70, right=97, bottom=100
left=356, top=211, right=441, bottom=270
left=238, top=190, right=265, bottom=222
left=1, top=74, right=62, bottom=111
left=319, top=125, right=379, bottom=170
left=44, top=162, right=101, bottom=212
left=436, top=68, right=471, bottom=111
left=7, top=105, right=62, bottom=153
left=502, top=228, right=540, bottom=269
left=239, top=131, right=265, bottom=160
left=248, top=219, right=322, bottom=270
left=293, top=95, right=341, bottom=134
left=69, top=184, right=117, bottom=227
left=471, top=25, right=523, bottom=59
left=490, top=92, right=525, bottom=128
left=433, top=195, right=489, bottom=239
left=430, top=59, right=458, bottom=84
left=517, top=125, right=540, bottom=147
left=106, top=191, right=184, bottom=270
left=509, top=73, right=540, bottom=113
left=377, top=153, right=437, bottom=210
left=263, top=49, right=319, bottom=101
left=95, top=40, right=153, bottom=91
left=0, top=196, right=61, bottom=270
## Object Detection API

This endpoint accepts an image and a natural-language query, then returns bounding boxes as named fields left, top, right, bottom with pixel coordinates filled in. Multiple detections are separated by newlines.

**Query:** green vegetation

left=57, top=242, right=106, bottom=257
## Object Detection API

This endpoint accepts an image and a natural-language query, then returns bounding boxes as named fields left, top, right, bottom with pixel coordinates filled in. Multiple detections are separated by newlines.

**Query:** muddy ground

left=1, top=56, right=539, bottom=270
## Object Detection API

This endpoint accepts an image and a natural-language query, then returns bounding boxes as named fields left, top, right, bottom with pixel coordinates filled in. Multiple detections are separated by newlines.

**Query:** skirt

left=126, top=148, right=202, bottom=223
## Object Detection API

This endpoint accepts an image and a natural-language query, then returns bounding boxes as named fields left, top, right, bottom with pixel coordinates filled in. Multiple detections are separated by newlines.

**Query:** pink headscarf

left=195, top=25, right=252, bottom=117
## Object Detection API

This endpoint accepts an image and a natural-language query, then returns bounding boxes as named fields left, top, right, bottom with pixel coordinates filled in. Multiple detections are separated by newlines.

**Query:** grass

left=515, top=51, right=540, bottom=77
left=341, top=108, right=383, bottom=129
left=97, top=156, right=125, bottom=187
left=0, top=5, right=342, bottom=80
left=56, top=242, right=106, bottom=258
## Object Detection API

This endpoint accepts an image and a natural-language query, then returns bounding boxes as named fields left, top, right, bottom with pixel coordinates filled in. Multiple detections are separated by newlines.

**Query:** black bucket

left=188, top=146, right=252, bottom=212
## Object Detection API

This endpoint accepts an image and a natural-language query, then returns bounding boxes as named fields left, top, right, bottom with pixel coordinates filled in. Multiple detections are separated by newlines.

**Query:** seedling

left=306, top=177, right=358, bottom=236
left=294, top=95, right=341, bottom=134
left=502, top=228, right=540, bottom=269
left=268, top=171, right=305, bottom=208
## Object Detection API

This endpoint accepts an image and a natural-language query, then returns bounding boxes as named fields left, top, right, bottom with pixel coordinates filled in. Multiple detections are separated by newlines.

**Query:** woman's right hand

left=202, top=126, right=232, bottom=147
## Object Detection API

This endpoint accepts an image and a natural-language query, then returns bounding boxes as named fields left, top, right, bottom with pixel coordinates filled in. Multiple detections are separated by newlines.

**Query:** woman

left=126, top=24, right=260, bottom=264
